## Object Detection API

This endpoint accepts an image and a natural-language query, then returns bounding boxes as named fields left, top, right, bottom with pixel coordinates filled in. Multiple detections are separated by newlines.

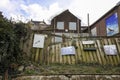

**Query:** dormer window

left=57, top=22, right=64, bottom=29
left=69, top=22, right=76, bottom=30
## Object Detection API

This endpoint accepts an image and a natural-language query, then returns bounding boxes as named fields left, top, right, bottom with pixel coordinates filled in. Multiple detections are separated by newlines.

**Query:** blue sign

left=61, top=46, right=75, bottom=55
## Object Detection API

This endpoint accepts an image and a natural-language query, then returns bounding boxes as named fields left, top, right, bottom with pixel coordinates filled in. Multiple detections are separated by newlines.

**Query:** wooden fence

left=30, top=37, right=120, bottom=65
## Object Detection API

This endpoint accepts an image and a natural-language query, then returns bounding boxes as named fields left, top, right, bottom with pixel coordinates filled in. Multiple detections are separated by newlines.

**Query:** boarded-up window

left=55, top=37, right=62, bottom=42
left=91, top=27, right=97, bottom=36
left=69, top=22, right=76, bottom=30
left=55, top=33, right=62, bottom=42
left=57, top=22, right=64, bottom=29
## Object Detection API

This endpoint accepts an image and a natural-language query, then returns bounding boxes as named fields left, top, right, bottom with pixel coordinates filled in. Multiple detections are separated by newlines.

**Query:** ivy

left=0, top=15, right=28, bottom=75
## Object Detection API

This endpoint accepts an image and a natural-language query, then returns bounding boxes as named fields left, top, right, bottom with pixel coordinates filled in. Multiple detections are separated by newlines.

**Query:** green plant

left=95, top=69, right=102, bottom=73
left=24, top=69, right=35, bottom=74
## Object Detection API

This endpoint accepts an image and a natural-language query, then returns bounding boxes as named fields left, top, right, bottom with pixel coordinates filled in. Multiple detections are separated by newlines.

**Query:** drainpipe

left=77, top=18, right=79, bottom=37
left=54, top=18, right=56, bottom=43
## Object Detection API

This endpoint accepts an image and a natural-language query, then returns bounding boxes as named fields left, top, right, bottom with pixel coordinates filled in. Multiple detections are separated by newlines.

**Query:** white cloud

left=0, top=0, right=120, bottom=25
left=0, top=0, right=9, bottom=7
left=0, top=0, right=14, bottom=13
left=20, top=2, right=62, bottom=24
left=67, top=0, right=120, bottom=25
left=0, top=0, right=25, bottom=21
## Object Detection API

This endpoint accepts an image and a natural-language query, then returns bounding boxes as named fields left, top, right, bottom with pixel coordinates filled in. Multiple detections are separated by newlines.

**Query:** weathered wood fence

left=30, top=37, right=120, bottom=65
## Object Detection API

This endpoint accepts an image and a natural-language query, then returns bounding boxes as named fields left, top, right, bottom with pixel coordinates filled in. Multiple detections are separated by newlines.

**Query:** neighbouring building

left=28, top=20, right=50, bottom=31
left=28, top=2, right=120, bottom=43
left=51, top=9, right=87, bottom=42
left=85, top=2, right=120, bottom=36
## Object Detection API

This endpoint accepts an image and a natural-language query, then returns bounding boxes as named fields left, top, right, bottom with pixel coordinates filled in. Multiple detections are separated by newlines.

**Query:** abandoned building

left=29, top=20, right=50, bottom=31
left=28, top=1, right=120, bottom=43
left=85, top=2, right=120, bottom=36
left=51, top=10, right=88, bottom=42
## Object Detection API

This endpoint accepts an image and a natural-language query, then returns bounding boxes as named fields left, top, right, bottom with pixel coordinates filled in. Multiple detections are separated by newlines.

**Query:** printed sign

left=61, top=46, right=75, bottom=55
left=105, top=13, right=119, bottom=36
left=33, top=34, right=45, bottom=48
left=103, top=45, right=117, bottom=55
left=82, top=41, right=95, bottom=45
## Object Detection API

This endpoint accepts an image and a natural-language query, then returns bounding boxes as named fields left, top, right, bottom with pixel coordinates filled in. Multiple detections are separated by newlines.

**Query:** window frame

left=69, top=22, right=77, bottom=30
left=57, top=21, right=64, bottom=29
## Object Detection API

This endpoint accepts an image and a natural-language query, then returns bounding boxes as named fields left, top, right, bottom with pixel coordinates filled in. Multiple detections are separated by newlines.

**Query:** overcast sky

left=0, top=0, right=120, bottom=25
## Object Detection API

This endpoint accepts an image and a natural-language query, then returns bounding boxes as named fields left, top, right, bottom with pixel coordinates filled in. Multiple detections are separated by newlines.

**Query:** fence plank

left=96, top=40, right=106, bottom=65
left=107, top=39, right=115, bottom=65
left=108, top=38, right=117, bottom=65
left=35, top=48, right=39, bottom=62
left=47, top=47, right=50, bottom=65
left=62, top=43, right=66, bottom=64
left=51, top=45, right=55, bottom=63
left=94, top=40, right=102, bottom=64
left=67, top=41, right=72, bottom=64
left=83, top=43, right=91, bottom=63
left=55, top=45, right=58, bottom=63
left=31, top=48, right=35, bottom=61
left=76, top=40, right=82, bottom=63
left=59, top=44, right=62, bottom=64
left=70, top=41, right=76, bottom=64
left=115, top=38, right=120, bottom=53
left=80, top=41, right=87, bottom=62
left=49, top=46, right=52, bottom=64
left=115, top=38, right=120, bottom=65
left=88, top=44, right=97, bottom=63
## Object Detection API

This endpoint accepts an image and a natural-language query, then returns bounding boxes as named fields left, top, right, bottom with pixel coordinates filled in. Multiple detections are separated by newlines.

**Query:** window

left=57, top=22, right=64, bottom=29
left=91, top=27, right=97, bottom=36
left=55, top=33, right=62, bottom=42
left=55, top=37, right=62, bottom=42
left=69, top=22, right=76, bottom=30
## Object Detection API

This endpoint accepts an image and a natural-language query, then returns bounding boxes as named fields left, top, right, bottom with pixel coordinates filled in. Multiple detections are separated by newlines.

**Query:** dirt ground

left=23, top=62, right=120, bottom=75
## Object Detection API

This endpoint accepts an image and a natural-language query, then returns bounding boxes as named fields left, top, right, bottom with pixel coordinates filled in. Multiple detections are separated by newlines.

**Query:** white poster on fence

left=103, top=45, right=117, bottom=55
left=82, top=40, right=95, bottom=45
left=61, top=46, right=76, bottom=55
left=33, top=34, right=45, bottom=48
